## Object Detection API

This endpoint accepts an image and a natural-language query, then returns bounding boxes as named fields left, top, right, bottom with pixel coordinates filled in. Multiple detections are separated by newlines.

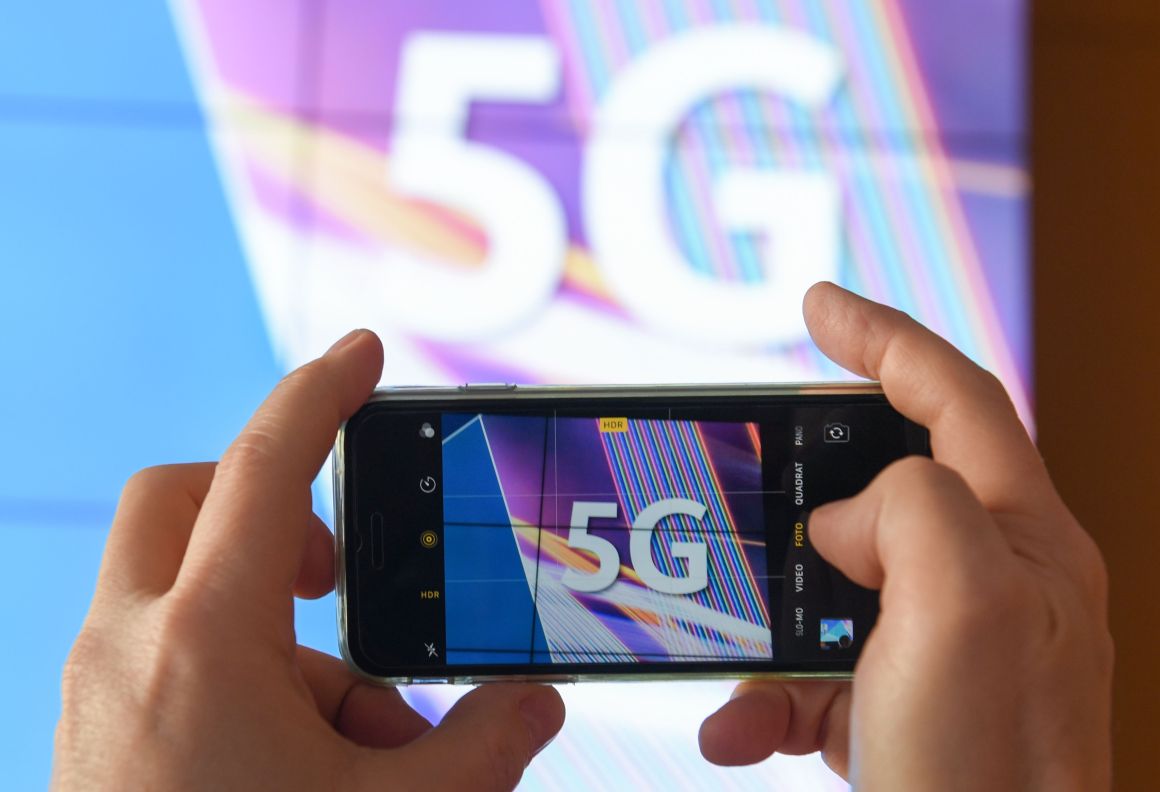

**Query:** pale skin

left=54, top=283, right=1113, bottom=790
left=52, top=329, right=564, bottom=791
left=700, top=284, right=1114, bottom=790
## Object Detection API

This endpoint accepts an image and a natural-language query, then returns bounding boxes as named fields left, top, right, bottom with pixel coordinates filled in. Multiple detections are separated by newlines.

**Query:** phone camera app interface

left=355, top=397, right=920, bottom=672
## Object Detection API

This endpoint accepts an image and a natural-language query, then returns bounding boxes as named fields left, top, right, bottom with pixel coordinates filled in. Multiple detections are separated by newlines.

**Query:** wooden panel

left=1035, top=2, right=1160, bottom=34
left=1033, top=1, right=1160, bottom=787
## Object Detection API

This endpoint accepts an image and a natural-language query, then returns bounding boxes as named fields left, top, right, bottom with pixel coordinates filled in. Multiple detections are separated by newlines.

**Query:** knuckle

left=122, top=463, right=211, bottom=501
left=217, top=360, right=340, bottom=480
left=60, top=629, right=103, bottom=701
left=970, top=367, right=1020, bottom=420
left=291, top=356, right=330, bottom=382
left=882, top=455, right=963, bottom=495
left=293, top=358, right=347, bottom=423
left=279, top=358, right=334, bottom=405
left=219, top=426, right=280, bottom=477
left=122, top=465, right=172, bottom=497
left=133, top=599, right=218, bottom=704
left=864, top=310, right=907, bottom=372
left=976, top=367, right=1012, bottom=402
left=1069, top=527, right=1111, bottom=604
left=153, top=590, right=215, bottom=651
left=883, top=454, right=935, bottom=480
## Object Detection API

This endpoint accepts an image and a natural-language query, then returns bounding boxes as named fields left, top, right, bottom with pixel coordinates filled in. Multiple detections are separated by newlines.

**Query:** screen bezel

left=335, top=383, right=929, bottom=684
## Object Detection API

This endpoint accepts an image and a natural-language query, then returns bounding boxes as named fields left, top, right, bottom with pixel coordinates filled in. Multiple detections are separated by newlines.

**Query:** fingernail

left=327, top=329, right=367, bottom=355
left=519, top=689, right=563, bottom=759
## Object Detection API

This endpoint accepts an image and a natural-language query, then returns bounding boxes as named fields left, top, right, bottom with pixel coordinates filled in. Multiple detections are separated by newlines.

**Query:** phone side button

left=370, top=512, right=385, bottom=570
left=459, top=382, right=517, bottom=392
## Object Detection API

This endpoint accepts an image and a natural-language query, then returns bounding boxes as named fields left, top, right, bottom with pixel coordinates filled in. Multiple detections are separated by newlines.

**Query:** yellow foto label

left=599, top=417, right=628, bottom=433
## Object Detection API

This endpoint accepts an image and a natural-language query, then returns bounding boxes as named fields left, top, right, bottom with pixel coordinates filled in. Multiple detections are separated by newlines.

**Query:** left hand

left=53, top=329, right=564, bottom=791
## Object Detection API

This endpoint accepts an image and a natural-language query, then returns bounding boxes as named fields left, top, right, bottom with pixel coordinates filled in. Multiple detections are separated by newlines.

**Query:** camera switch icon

left=824, top=423, right=851, bottom=443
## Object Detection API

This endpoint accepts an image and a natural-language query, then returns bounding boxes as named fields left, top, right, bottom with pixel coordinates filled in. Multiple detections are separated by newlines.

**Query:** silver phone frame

left=334, top=381, right=883, bottom=686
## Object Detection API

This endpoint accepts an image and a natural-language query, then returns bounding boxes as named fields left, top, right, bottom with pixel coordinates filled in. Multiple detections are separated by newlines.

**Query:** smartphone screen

left=338, top=387, right=928, bottom=682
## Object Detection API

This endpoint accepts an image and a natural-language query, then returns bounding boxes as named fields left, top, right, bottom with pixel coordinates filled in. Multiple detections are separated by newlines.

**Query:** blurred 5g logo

left=561, top=499, right=709, bottom=595
left=386, top=26, right=842, bottom=347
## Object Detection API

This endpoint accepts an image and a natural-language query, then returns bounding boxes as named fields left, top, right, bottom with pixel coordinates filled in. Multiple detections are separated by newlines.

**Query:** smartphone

left=334, top=383, right=929, bottom=685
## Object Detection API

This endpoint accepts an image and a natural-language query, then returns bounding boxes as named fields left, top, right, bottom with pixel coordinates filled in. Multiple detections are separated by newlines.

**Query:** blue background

left=442, top=416, right=549, bottom=664
left=0, top=4, right=336, bottom=786
left=0, top=3, right=1026, bottom=788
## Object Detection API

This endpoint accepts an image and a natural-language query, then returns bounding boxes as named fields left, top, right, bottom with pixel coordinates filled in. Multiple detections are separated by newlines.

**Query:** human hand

left=53, top=330, right=564, bottom=791
left=698, top=284, right=1113, bottom=790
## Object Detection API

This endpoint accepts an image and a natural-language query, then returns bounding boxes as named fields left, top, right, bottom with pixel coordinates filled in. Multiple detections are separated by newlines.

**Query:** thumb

left=808, top=456, right=1008, bottom=599
left=386, top=684, right=564, bottom=791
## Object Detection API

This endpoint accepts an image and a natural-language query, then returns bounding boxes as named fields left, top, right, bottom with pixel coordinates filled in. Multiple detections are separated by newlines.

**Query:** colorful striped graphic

left=172, top=1, right=1025, bottom=786
left=602, top=419, right=769, bottom=635
left=541, top=0, right=1027, bottom=419
left=173, top=0, right=1030, bottom=426
left=444, top=414, right=772, bottom=663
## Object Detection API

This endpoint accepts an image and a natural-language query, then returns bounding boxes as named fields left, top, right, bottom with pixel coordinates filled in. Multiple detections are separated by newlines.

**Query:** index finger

left=174, top=330, right=383, bottom=620
left=803, top=282, right=1055, bottom=516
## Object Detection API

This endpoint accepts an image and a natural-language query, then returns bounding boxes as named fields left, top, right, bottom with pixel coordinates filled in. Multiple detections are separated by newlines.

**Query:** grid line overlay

left=443, top=411, right=774, bottom=664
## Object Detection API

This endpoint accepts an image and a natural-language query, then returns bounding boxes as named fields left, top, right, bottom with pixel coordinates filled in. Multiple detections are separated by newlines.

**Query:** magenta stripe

left=676, top=421, right=765, bottom=625
left=817, top=1, right=946, bottom=331
left=630, top=423, right=716, bottom=646
left=537, top=0, right=593, bottom=130
left=634, top=2, right=739, bottom=280
left=662, top=419, right=763, bottom=627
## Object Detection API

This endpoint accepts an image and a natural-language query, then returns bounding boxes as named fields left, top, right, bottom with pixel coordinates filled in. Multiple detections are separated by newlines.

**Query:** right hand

left=699, top=283, right=1113, bottom=790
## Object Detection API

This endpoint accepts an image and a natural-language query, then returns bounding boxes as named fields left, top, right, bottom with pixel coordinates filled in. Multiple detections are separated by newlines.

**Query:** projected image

left=174, top=0, right=1030, bottom=427
left=0, top=0, right=1027, bottom=788
left=164, top=1, right=1025, bottom=788
left=441, top=414, right=772, bottom=664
